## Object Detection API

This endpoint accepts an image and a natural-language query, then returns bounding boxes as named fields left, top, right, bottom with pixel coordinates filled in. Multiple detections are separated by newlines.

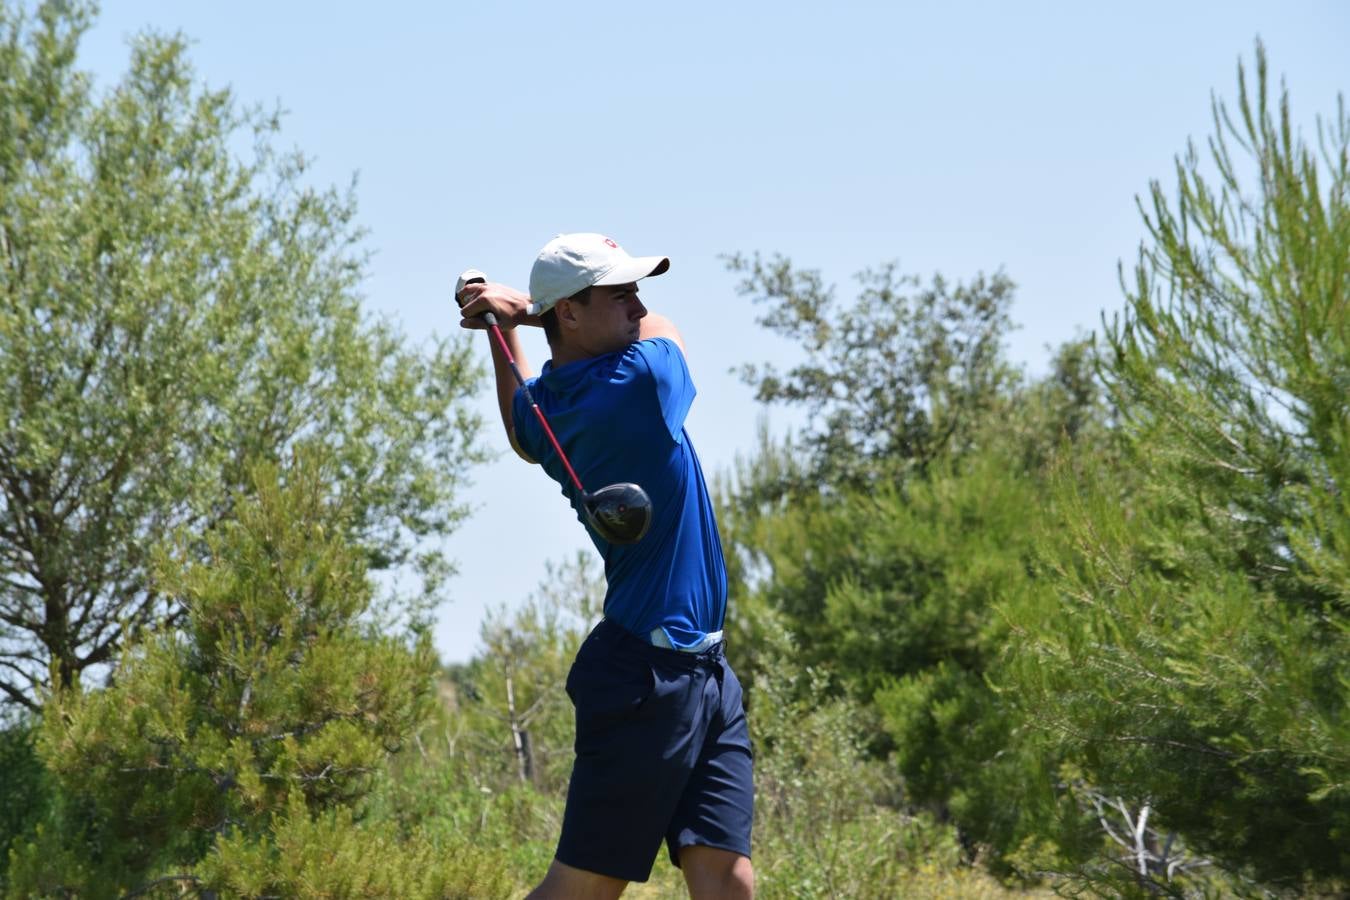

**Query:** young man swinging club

left=457, top=234, right=755, bottom=900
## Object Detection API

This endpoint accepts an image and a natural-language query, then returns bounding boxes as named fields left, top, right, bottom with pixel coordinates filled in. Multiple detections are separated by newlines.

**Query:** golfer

left=458, top=233, right=754, bottom=900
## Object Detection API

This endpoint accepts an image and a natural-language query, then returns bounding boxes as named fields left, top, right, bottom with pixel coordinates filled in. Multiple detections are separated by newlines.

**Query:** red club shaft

left=485, top=316, right=588, bottom=496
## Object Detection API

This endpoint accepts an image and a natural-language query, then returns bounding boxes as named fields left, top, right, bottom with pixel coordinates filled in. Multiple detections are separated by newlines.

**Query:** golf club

left=456, top=269, right=653, bottom=545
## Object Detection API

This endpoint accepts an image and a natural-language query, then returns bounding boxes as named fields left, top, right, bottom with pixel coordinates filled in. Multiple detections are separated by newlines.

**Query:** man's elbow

left=641, top=314, right=686, bottom=352
left=507, top=428, right=537, bottom=465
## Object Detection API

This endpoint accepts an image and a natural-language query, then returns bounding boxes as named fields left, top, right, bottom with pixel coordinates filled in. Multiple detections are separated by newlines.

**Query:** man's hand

left=457, top=281, right=541, bottom=331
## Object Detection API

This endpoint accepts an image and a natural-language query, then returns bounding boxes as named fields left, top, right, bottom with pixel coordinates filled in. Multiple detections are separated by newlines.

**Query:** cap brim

left=593, top=255, right=670, bottom=286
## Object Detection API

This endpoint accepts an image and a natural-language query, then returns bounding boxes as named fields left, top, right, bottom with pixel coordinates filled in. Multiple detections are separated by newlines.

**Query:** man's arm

left=458, top=281, right=540, bottom=464
left=487, top=328, right=536, bottom=464
left=639, top=312, right=686, bottom=353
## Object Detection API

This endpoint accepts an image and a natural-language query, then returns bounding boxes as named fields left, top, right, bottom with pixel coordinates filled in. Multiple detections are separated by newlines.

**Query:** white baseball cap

left=528, top=233, right=669, bottom=315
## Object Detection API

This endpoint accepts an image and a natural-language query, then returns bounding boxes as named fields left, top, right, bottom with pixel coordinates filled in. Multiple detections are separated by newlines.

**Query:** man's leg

left=665, top=656, right=755, bottom=896
left=526, top=859, right=628, bottom=900
left=554, top=621, right=712, bottom=885
left=680, top=846, right=753, bottom=900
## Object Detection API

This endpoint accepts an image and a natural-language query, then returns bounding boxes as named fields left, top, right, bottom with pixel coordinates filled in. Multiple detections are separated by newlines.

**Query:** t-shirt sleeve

left=630, top=337, right=696, bottom=443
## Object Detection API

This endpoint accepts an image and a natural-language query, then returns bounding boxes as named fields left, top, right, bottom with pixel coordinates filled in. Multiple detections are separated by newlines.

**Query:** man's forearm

left=455, top=277, right=541, bottom=462
left=488, top=327, right=535, bottom=462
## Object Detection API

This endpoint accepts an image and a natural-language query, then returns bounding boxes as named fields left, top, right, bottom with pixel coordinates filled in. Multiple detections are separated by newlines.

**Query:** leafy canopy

left=0, top=1, right=484, bottom=711
left=1007, top=41, right=1350, bottom=891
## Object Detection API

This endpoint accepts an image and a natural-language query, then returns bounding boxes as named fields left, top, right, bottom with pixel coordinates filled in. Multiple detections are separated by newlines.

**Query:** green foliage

left=729, top=447, right=1095, bottom=869
left=197, top=793, right=511, bottom=900
left=878, top=664, right=1037, bottom=860
left=749, top=622, right=1014, bottom=900
left=363, top=554, right=602, bottom=885
left=741, top=454, right=1030, bottom=690
left=0, top=0, right=484, bottom=711
left=725, top=254, right=1019, bottom=490
left=366, top=706, right=569, bottom=889
left=1007, top=42, right=1349, bottom=893
left=0, top=721, right=49, bottom=885
left=358, top=557, right=1034, bottom=898
left=2, top=5, right=1335, bottom=896
left=713, top=238, right=1126, bottom=881
left=451, top=553, right=601, bottom=794
left=4, top=455, right=496, bottom=898
left=720, top=42, right=1349, bottom=895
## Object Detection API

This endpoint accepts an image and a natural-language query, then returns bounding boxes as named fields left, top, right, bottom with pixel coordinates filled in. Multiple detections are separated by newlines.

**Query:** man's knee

left=526, top=859, right=628, bottom=900
left=680, top=845, right=754, bottom=900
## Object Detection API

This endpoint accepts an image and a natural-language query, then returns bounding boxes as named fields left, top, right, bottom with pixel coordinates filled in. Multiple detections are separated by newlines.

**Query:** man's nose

left=631, top=298, right=647, bottom=319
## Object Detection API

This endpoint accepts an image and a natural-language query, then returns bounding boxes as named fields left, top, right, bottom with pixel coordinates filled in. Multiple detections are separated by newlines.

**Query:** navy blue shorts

left=557, top=618, right=754, bottom=883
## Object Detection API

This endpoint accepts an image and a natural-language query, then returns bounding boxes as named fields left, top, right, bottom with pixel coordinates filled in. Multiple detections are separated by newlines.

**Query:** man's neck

left=548, top=341, right=593, bottom=369
left=549, top=335, right=643, bottom=369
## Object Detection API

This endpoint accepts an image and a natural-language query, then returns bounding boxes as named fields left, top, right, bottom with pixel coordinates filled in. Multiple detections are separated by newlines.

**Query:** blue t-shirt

left=511, top=338, right=727, bottom=648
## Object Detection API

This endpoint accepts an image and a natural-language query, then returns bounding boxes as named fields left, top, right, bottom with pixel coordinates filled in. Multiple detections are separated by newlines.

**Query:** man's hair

left=541, top=285, right=591, bottom=345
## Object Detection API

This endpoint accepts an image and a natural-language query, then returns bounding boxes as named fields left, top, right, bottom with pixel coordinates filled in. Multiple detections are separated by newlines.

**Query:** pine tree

left=1008, top=42, right=1349, bottom=892
left=7, top=456, right=509, bottom=898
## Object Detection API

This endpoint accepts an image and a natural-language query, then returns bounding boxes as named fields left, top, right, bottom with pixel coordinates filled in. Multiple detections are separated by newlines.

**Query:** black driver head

left=583, top=482, right=652, bottom=544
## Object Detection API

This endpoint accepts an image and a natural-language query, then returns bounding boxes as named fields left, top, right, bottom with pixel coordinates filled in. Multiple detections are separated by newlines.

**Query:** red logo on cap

left=604, top=238, right=617, bottom=248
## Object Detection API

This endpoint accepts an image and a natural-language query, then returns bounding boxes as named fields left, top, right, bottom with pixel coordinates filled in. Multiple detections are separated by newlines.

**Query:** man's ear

left=556, top=297, right=579, bottom=331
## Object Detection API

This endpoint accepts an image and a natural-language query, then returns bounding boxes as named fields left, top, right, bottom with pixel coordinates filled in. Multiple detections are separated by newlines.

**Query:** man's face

left=568, top=282, right=647, bottom=356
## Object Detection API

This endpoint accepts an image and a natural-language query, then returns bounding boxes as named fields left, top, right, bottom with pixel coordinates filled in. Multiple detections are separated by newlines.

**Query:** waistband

left=650, top=627, right=724, bottom=653
left=595, top=617, right=725, bottom=665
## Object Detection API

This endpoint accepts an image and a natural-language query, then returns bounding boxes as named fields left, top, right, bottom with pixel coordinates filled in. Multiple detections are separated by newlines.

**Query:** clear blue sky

left=77, top=2, right=1347, bottom=664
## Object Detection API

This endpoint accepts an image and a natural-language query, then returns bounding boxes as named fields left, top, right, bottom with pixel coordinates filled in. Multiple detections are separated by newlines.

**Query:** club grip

left=455, top=270, right=487, bottom=309
left=455, top=270, right=500, bottom=332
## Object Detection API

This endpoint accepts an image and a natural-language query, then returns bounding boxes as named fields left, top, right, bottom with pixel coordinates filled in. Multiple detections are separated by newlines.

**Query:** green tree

left=715, top=254, right=1027, bottom=691
left=723, top=442, right=1098, bottom=870
left=366, top=554, right=604, bottom=884
left=0, top=719, right=47, bottom=880
left=456, top=553, right=601, bottom=794
left=747, top=619, right=975, bottom=900
left=7, top=456, right=509, bottom=898
left=716, top=251, right=1113, bottom=871
left=725, top=254, right=1019, bottom=493
left=0, top=0, right=484, bottom=711
left=1007, top=43, right=1349, bottom=892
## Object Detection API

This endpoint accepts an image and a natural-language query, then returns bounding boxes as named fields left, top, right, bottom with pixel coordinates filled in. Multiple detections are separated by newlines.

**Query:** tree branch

left=0, top=676, right=40, bottom=713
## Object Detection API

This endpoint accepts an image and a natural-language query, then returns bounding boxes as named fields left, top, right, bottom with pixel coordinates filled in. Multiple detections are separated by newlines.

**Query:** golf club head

left=583, top=482, right=652, bottom=545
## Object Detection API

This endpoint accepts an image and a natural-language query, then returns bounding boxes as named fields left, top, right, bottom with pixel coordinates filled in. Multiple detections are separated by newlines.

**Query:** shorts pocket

left=566, top=650, right=656, bottom=730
